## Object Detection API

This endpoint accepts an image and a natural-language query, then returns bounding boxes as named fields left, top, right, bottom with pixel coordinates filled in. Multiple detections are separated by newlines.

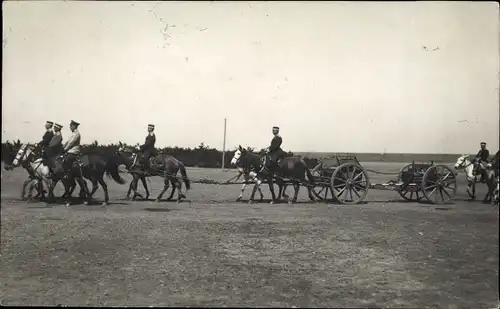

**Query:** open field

left=1, top=162, right=499, bottom=307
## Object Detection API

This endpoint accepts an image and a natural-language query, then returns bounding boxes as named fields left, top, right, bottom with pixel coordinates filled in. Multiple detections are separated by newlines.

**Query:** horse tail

left=179, top=162, right=191, bottom=190
left=105, top=156, right=126, bottom=185
left=301, top=158, right=315, bottom=185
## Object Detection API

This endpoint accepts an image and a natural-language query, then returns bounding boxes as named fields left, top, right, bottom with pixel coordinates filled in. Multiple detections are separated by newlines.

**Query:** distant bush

left=1, top=140, right=320, bottom=169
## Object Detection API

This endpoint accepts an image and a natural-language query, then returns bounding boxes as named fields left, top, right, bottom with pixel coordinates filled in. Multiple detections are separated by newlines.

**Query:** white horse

left=8, top=144, right=54, bottom=200
left=230, top=149, right=264, bottom=202
left=8, top=144, right=74, bottom=202
left=454, top=155, right=495, bottom=202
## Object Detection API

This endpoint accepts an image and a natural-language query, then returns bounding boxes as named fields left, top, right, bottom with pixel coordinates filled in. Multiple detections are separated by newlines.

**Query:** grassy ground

left=1, top=163, right=498, bottom=307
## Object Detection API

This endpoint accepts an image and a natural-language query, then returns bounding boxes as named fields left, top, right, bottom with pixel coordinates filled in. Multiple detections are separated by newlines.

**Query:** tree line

left=1, top=140, right=320, bottom=169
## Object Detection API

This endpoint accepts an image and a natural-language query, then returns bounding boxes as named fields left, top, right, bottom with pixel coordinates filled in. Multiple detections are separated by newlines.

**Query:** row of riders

left=2, top=121, right=499, bottom=205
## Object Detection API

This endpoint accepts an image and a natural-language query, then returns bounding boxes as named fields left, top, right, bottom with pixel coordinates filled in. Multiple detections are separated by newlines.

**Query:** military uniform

left=62, top=120, right=81, bottom=176
left=266, top=126, right=283, bottom=169
left=139, top=124, right=156, bottom=171
left=476, top=145, right=490, bottom=162
left=475, top=142, right=490, bottom=183
left=44, top=123, right=64, bottom=172
left=39, top=121, right=54, bottom=160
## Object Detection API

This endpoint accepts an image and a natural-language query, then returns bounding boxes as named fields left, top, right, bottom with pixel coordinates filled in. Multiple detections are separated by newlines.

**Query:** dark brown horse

left=233, top=145, right=317, bottom=204
left=115, top=142, right=191, bottom=203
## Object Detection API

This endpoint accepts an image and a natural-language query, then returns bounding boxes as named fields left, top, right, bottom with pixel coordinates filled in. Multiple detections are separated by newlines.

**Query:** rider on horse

left=45, top=123, right=64, bottom=177
left=263, top=126, right=284, bottom=171
left=138, top=124, right=156, bottom=174
left=59, top=120, right=81, bottom=179
left=39, top=121, right=54, bottom=157
left=475, top=142, right=490, bottom=183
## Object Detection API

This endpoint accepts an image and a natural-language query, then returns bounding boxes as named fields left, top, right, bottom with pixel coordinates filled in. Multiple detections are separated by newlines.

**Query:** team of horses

left=1, top=141, right=499, bottom=206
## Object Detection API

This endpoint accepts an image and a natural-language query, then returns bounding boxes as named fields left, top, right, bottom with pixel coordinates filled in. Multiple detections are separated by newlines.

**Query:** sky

left=2, top=1, right=499, bottom=154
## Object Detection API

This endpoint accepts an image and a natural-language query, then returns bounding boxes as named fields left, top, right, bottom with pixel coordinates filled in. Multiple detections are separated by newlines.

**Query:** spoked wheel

left=421, top=165, right=457, bottom=204
left=311, top=169, right=335, bottom=202
left=397, top=164, right=423, bottom=202
left=330, top=162, right=370, bottom=204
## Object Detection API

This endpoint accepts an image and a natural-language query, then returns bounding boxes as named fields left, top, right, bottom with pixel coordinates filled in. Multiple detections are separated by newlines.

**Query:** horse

left=233, top=145, right=317, bottom=204
left=230, top=148, right=265, bottom=202
left=58, top=151, right=127, bottom=205
left=2, top=141, right=44, bottom=199
left=114, top=143, right=191, bottom=203
left=454, top=155, right=491, bottom=202
left=5, top=143, right=126, bottom=206
left=2, top=142, right=64, bottom=201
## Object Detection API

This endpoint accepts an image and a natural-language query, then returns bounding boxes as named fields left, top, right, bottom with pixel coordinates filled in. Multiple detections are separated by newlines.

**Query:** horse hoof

left=248, top=200, right=254, bottom=205
left=236, top=197, right=242, bottom=202
left=84, top=201, right=89, bottom=205
left=155, top=199, right=161, bottom=203
left=102, top=202, right=108, bottom=206
left=65, top=203, right=71, bottom=207
left=269, top=201, right=274, bottom=205
left=177, top=200, right=182, bottom=204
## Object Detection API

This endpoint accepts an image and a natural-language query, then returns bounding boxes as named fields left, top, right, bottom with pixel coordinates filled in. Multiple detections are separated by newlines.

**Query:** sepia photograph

left=1, top=1, right=499, bottom=307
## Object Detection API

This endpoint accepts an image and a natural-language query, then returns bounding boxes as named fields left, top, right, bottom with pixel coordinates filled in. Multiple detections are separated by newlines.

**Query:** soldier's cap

left=481, top=142, right=486, bottom=145
left=148, top=124, right=155, bottom=129
left=272, top=126, right=279, bottom=130
left=54, top=123, right=63, bottom=129
left=46, top=121, right=54, bottom=126
left=70, top=120, right=80, bottom=126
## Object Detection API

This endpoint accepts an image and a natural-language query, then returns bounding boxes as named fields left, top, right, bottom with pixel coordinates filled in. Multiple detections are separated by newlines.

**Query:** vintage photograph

left=1, top=1, right=499, bottom=307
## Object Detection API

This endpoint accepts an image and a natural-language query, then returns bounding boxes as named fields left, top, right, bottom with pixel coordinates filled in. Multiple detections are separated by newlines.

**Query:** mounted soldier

left=138, top=124, right=156, bottom=174
left=474, top=142, right=490, bottom=183
left=38, top=121, right=54, bottom=160
left=45, top=123, right=64, bottom=177
left=264, top=126, right=285, bottom=171
left=60, top=120, right=81, bottom=178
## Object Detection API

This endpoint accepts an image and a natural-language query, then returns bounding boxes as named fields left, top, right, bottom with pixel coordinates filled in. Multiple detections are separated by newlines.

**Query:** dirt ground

left=1, top=162, right=498, bottom=308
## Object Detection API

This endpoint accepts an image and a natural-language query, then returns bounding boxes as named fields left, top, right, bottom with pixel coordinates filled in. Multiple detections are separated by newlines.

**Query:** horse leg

left=281, top=183, right=289, bottom=200
left=175, top=178, right=186, bottom=199
left=167, top=179, right=177, bottom=200
left=76, top=177, right=91, bottom=206
left=290, top=183, right=300, bottom=204
left=89, top=178, right=99, bottom=199
left=21, top=179, right=31, bottom=200
left=126, top=180, right=134, bottom=199
left=277, top=181, right=284, bottom=202
left=248, top=178, right=263, bottom=204
left=175, top=178, right=183, bottom=203
left=28, top=180, right=39, bottom=201
left=268, top=177, right=278, bottom=204
left=131, top=174, right=144, bottom=200
left=98, top=178, right=109, bottom=206
left=237, top=182, right=247, bottom=201
left=472, top=181, right=476, bottom=200
left=155, top=177, right=169, bottom=203
left=141, top=176, right=150, bottom=200
left=45, top=179, right=59, bottom=205
left=37, top=179, right=46, bottom=199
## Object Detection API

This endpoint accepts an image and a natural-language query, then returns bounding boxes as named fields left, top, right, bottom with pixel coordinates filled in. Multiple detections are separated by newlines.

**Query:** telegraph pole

left=221, top=118, right=227, bottom=171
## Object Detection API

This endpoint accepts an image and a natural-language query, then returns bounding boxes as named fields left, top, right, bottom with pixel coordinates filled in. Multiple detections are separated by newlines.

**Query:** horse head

left=454, top=154, right=471, bottom=170
left=231, top=145, right=244, bottom=165
left=11, top=143, right=34, bottom=169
